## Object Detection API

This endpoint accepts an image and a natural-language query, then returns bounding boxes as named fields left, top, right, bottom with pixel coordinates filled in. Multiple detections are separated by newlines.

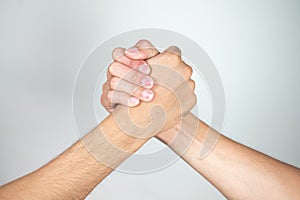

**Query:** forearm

left=200, top=134, right=300, bottom=199
left=0, top=115, right=146, bottom=200
left=159, top=113, right=300, bottom=200
left=0, top=141, right=107, bottom=200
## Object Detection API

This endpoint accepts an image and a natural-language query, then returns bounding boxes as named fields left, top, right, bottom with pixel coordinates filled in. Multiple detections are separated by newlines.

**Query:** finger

left=110, top=77, right=154, bottom=102
left=102, top=80, right=110, bottom=94
left=163, top=46, right=181, bottom=56
left=175, top=79, right=197, bottom=114
left=106, top=70, right=113, bottom=83
left=107, top=90, right=140, bottom=107
left=125, top=40, right=160, bottom=60
left=101, top=86, right=113, bottom=112
left=188, top=79, right=195, bottom=90
left=157, top=45, right=191, bottom=80
left=112, top=47, right=151, bottom=74
left=188, top=79, right=197, bottom=110
left=183, top=65, right=193, bottom=80
left=108, top=62, right=154, bottom=89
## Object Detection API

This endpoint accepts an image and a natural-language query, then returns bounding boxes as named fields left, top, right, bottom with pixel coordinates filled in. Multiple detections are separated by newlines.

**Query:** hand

left=101, top=40, right=158, bottom=112
left=101, top=40, right=196, bottom=138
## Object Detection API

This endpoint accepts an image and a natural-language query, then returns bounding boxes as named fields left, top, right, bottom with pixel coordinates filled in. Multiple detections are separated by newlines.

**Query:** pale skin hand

left=101, top=40, right=190, bottom=140
left=0, top=44, right=195, bottom=200
left=102, top=40, right=300, bottom=200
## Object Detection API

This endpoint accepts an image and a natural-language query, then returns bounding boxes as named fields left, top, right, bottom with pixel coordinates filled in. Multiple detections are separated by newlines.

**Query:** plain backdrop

left=0, top=0, right=299, bottom=199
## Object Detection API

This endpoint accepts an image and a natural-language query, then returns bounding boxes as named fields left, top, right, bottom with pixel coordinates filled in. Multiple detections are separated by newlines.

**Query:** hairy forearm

left=158, top=113, right=300, bottom=200
left=0, top=115, right=146, bottom=200
left=0, top=141, right=107, bottom=200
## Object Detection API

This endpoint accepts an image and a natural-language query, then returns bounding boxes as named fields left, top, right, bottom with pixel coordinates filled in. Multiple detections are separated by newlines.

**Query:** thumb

left=125, top=40, right=160, bottom=60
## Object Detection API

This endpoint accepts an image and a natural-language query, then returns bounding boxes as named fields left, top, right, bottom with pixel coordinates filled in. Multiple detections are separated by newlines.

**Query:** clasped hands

left=101, top=40, right=196, bottom=143
left=1, top=40, right=299, bottom=200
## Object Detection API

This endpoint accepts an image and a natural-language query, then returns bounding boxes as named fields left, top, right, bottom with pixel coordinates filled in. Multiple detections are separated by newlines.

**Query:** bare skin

left=102, top=40, right=300, bottom=200
left=0, top=116, right=144, bottom=200
left=0, top=44, right=195, bottom=200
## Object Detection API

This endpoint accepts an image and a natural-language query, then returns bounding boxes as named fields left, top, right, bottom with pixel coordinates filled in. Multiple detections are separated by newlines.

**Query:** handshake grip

left=112, top=60, right=196, bottom=139
left=82, top=48, right=197, bottom=168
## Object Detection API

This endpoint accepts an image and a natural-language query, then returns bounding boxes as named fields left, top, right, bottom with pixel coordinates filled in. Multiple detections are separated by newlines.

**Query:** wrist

left=155, top=124, right=180, bottom=145
left=156, top=113, right=202, bottom=145
left=80, top=114, right=148, bottom=168
left=99, top=114, right=148, bottom=152
left=156, top=113, right=214, bottom=159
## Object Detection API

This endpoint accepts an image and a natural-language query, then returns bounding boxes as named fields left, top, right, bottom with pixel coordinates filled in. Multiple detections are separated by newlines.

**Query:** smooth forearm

left=201, top=134, right=300, bottom=199
left=158, top=113, right=300, bottom=199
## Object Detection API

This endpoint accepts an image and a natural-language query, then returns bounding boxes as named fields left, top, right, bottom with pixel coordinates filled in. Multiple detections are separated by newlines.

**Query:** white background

left=1, top=0, right=299, bottom=199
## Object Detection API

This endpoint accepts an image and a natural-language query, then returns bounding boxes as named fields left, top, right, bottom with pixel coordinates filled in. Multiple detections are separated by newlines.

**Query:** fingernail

left=138, top=64, right=150, bottom=74
left=141, top=76, right=154, bottom=89
left=129, top=96, right=139, bottom=106
left=141, top=90, right=154, bottom=101
left=126, top=47, right=140, bottom=55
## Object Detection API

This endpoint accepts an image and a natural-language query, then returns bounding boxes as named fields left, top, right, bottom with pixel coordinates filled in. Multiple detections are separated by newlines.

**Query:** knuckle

left=167, top=46, right=181, bottom=56
left=106, top=70, right=111, bottom=78
left=110, top=77, right=119, bottom=89
left=192, top=94, right=197, bottom=106
left=107, top=90, right=114, bottom=100
left=189, top=79, right=195, bottom=89
left=108, top=62, right=117, bottom=74
left=173, top=57, right=182, bottom=67
left=102, top=81, right=109, bottom=91
left=100, top=95, right=108, bottom=106
left=136, top=39, right=152, bottom=47
left=185, top=66, right=193, bottom=78
left=112, top=47, right=124, bottom=60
